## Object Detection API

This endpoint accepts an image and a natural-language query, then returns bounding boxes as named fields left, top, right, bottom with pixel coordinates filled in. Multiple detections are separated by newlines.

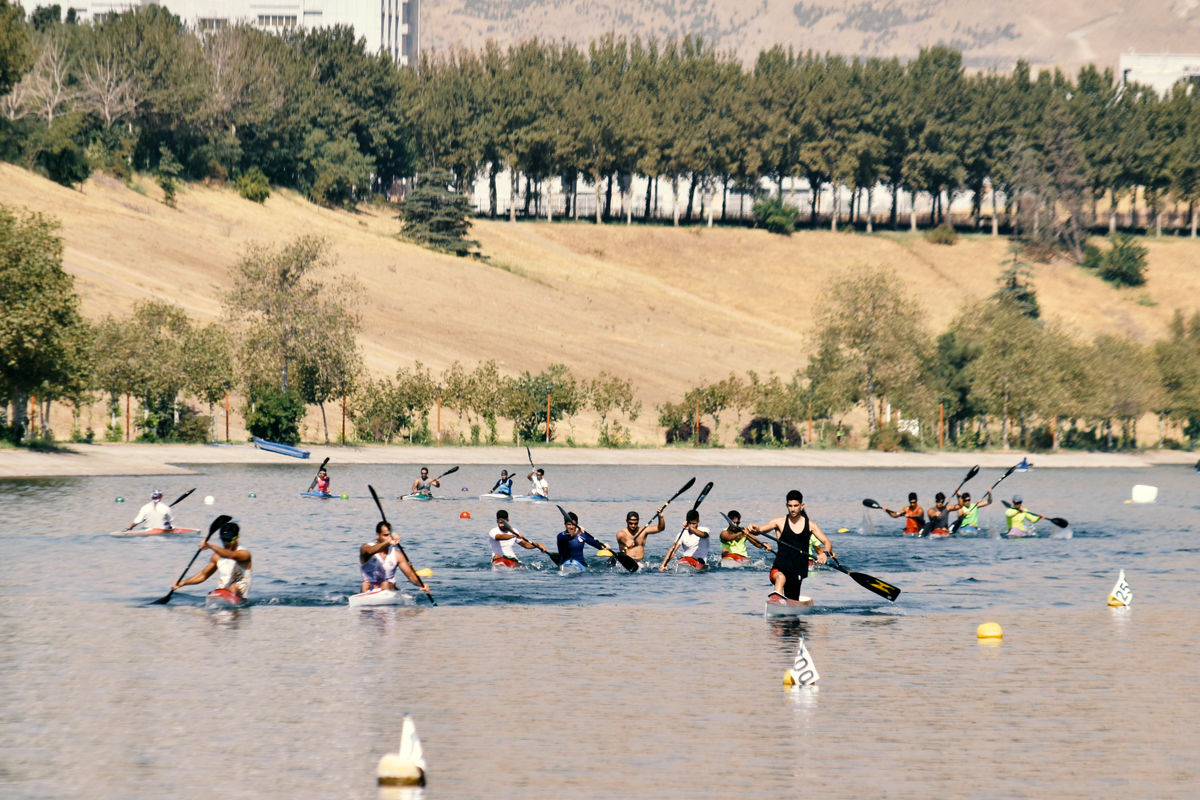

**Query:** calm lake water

left=2, top=462, right=1198, bottom=799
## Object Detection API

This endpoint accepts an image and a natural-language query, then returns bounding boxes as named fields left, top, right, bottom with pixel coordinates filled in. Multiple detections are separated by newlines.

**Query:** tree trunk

left=671, top=176, right=680, bottom=227
left=830, top=186, right=838, bottom=231
left=1192, top=201, right=1197, bottom=238
left=890, top=184, right=898, bottom=228
left=705, top=181, right=714, bottom=228
left=594, top=172, right=603, bottom=225
left=320, top=401, right=328, bottom=443
left=604, top=174, right=613, bottom=218
left=721, top=179, right=728, bottom=223
left=685, top=174, right=697, bottom=222
left=644, top=177, right=653, bottom=219
left=909, top=190, right=918, bottom=232
left=991, top=189, right=999, bottom=236
left=509, top=167, right=518, bottom=223
left=488, top=164, right=498, bottom=217
left=866, top=186, right=874, bottom=233
left=865, top=366, right=878, bottom=433
left=1109, top=188, right=1118, bottom=233
left=545, top=178, right=553, bottom=222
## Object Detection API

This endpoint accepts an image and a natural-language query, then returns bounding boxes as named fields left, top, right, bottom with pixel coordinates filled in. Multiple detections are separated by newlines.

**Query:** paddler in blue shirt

left=490, top=469, right=514, bottom=497
left=556, top=512, right=612, bottom=569
left=948, top=489, right=992, bottom=535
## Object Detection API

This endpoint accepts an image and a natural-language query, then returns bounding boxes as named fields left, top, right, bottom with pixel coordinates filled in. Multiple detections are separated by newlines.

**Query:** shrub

left=739, top=417, right=802, bottom=446
left=244, top=389, right=305, bottom=444
left=665, top=420, right=710, bottom=444
left=173, top=405, right=213, bottom=443
left=1099, top=233, right=1148, bottom=287
left=156, top=145, right=182, bottom=207
left=751, top=197, right=795, bottom=235
left=868, top=424, right=918, bottom=452
left=236, top=167, right=271, bottom=203
left=1080, top=242, right=1102, bottom=270
left=925, top=223, right=958, bottom=245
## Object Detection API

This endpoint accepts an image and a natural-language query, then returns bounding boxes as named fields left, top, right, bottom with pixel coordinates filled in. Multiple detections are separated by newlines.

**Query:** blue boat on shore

left=252, top=437, right=311, bottom=459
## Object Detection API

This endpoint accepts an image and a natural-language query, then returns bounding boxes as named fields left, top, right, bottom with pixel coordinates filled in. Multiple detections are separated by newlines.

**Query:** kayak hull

left=205, top=588, right=245, bottom=608
left=763, top=593, right=814, bottom=617
left=301, top=491, right=335, bottom=499
left=349, top=589, right=410, bottom=607
left=720, top=553, right=750, bottom=568
left=674, top=556, right=708, bottom=574
left=480, top=492, right=512, bottom=500
left=251, top=437, right=310, bottom=459
left=401, top=493, right=434, bottom=501
left=514, top=494, right=549, bottom=502
left=110, top=527, right=199, bottom=537
left=559, top=560, right=586, bottom=576
left=491, top=556, right=521, bottom=570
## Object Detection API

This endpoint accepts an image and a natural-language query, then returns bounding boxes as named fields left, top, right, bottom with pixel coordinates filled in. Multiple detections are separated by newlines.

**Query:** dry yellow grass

left=4, top=164, right=1198, bottom=443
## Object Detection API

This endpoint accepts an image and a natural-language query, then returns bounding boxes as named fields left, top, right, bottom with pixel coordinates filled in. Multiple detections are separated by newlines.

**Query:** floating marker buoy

left=377, top=714, right=426, bottom=787
left=784, top=635, right=820, bottom=687
left=204, top=495, right=215, bottom=505
left=115, top=496, right=125, bottom=503
left=1130, top=485, right=1157, bottom=504
left=340, top=492, right=349, bottom=499
left=1107, top=569, right=1132, bottom=607
left=461, top=486, right=469, bottom=492
left=459, top=510, right=471, bottom=519
left=247, top=492, right=256, bottom=498
left=977, top=622, right=1003, bottom=639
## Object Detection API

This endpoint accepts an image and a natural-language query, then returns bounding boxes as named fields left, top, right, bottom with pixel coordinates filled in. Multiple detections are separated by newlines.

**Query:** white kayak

left=110, top=527, right=199, bottom=538
left=480, top=492, right=512, bottom=500
left=349, top=588, right=411, bottom=607
left=763, top=593, right=814, bottom=618
left=513, top=494, right=549, bottom=502
left=205, top=588, right=246, bottom=609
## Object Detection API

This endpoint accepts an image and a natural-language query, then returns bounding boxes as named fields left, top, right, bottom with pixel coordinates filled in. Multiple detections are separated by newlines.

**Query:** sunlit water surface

left=2, top=462, right=1198, bottom=799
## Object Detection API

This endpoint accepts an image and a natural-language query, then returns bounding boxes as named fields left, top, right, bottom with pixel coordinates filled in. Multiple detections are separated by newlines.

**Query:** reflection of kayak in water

left=513, top=494, right=549, bottom=502
left=110, top=527, right=199, bottom=537
left=349, top=588, right=410, bottom=606
left=763, top=593, right=814, bottom=617
left=205, top=588, right=246, bottom=608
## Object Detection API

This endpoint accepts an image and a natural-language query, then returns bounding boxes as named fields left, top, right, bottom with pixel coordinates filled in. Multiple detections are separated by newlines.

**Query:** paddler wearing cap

left=131, top=489, right=174, bottom=531
left=174, top=521, right=253, bottom=599
left=490, top=469, right=514, bottom=497
left=615, top=508, right=665, bottom=563
left=1004, top=495, right=1044, bottom=538
left=488, top=509, right=549, bottom=568
left=555, top=512, right=611, bottom=570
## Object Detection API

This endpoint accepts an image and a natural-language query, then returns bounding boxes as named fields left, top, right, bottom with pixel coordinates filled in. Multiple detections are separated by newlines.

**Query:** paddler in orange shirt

left=883, top=492, right=925, bottom=536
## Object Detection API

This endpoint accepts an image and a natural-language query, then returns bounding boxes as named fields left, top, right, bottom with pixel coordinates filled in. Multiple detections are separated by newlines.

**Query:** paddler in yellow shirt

left=719, top=510, right=771, bottom=566
left=1004, top=495, right=1044, bottom=538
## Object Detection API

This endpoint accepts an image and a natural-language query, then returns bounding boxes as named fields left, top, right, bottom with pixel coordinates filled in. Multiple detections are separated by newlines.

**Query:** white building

left=69, top=0, right=419, bottom=65
left=1118, top=52, right=1200, bottom=97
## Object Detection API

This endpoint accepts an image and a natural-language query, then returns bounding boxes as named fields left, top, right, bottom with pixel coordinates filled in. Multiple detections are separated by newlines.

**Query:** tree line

left=3, top=3, right=1200, bottom=247
left=3, top=202, right=1198, bottom=451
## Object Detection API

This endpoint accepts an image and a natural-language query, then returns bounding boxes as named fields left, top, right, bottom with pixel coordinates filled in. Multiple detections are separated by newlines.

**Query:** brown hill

left=3, top=164, right=1198, bottom=443
left=423, top=0, right=1200, bottom=74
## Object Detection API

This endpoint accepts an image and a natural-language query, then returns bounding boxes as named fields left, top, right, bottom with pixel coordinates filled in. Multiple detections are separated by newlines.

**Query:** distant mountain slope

left=424, top=0, right=1200, bottom=72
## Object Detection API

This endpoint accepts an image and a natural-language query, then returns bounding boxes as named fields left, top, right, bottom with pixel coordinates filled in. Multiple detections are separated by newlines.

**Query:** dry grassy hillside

left=424, top=0, right=1200, bottom=73
left=3, top=164, right=1198, bottom=442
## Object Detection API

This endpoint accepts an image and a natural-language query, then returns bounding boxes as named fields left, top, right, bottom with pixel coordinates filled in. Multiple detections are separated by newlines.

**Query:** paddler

left=173, top=521, right=252, bottom=599
left=490, top=469, right=514, bottom=497
left=556, top=512, right=611, bottom=569
left=949, top=489, right=992, bottom=535
left=660, top=509, right=710, bottom=571
left=410, top=467, right=439, bottom=498
left=1004, top=495, right=1044, bottom=538
left=924, top=492, right=951, bottom=536
left=130, top=489, right=174, bottom=531
left=719, top=510, right=770, bottom=565
left=526, top=467, right=549, bottom=499
left=314, top=468, right=331, bottom=495
left=361, top=521, right=432, bottom=598
left=488, top=509, right=549, bottom=568
left=616, top=509, right=665, bottom=564
left=746, top=490, right=833, bottom=601
left=883, top=492, right=925, bottom=536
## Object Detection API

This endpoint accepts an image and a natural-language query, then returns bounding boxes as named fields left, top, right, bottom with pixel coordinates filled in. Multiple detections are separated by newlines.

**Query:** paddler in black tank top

left=746, top=490, right=833, bottom=600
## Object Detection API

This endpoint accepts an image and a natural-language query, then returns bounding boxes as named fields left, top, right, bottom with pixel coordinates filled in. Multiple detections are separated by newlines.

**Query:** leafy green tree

left=244, top=387, right=303, bottom=444
left=399, top=166, right=479, bottom=256
left=993, top=243, right=1040, bottom=318
left=1154, top=311, right=1200, bottom=445
left=588, top=370, right=640, bottom=446
left=0, top=0, right=32, bottom=95
left=1098, top=233, right=1148, bottom=287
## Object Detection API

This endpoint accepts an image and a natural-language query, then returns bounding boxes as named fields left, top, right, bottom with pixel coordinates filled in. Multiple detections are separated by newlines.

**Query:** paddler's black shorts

left=770, top=568, right=804, bottom=600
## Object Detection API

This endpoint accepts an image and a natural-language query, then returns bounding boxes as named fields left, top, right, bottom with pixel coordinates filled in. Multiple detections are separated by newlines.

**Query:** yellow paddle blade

left=837, top=528, right=850, bottom=533
left=416, top=567, right=434, bottom=577
left=596, top=549, right=613, bottom=557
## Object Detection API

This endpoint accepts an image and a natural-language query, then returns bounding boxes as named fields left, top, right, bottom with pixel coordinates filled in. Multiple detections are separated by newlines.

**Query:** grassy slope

left=4, top=164, right=1198, bottom=442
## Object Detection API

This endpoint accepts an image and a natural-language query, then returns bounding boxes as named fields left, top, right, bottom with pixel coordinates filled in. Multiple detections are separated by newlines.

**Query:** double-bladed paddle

left=152, top=514, right=231, bottom=604
left=718, top=511, right=772, bottom=553
left=644, top=477, right=696, bottom=521
left=950, top=463, right=1018, bottom=533
left=124, top=487, right=197, bottom=531
left=925, top=465, right=979, bottom=534
left=307, top=456, right=331, bottom=492
left=1000, top=499, right=1068, bottom=528
left=369, top=484, right=436, bottom=605
left=661, top=481, right=715, bottom=571
left=554, top=504, right=638, bottom=572
left=498, top=517, right=561, bottom=566
left=828, top=555, right=902, bottom=602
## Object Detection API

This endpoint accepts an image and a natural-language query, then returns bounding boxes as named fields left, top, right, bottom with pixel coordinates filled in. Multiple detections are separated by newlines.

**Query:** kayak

left=205, top=588, right=246, bottom=609
left=957, top=525, right=982, bottom=536
left=480, top=492, right=512, bottom=500
left=401, top=493, right=434, bottom=501
left=763, top=593, right=814, bottom=617
left=491, top=556, right=521, bottom=570
left=559, top=559, right=586, bottom=576
left=720, top=552, right=750, bottom=568
left=928, top=529, right=951, bottom=538
left=674, top=556, right=708, bottom=574
left=301, top=490, right=335, bottom=499
left=251, top=436, right=310, bottom=459
left=109, top=527, right=199, bottom=537
left=514, top=494, right=549, bottom=502
left=349, top=588, right=409, bottom=607
left=1006, top=530, right=1038, bottom=538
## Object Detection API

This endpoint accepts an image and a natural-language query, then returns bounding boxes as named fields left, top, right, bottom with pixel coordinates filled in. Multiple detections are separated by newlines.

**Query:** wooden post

left=125, top=392, right=130, bottom=442
left=224, top=390, right=230, bottom=442
left=545, top=392, right=551, bottom=442
left=695, top=395, right=700, bottom=446
left=808, top=401, right=813, bottom=445
left=341, top=391, right=346, bottom=444
left=939, top=402, right=944, bottom=449
left=29, top=394, right=36, bottom=437
left=436, top=395, right=442, bottom=445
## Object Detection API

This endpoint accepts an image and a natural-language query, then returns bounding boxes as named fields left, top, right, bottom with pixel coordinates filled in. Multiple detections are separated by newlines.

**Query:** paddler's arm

left=659, top=541, right=680, bottom=571
left=203, top=540, right=251, bottom=568
left=508, top=526, right=547, bottom=552
left=174, top=556, right=218, bottom=588
left=808, top=521, right=833, bottom=564
left=393, top=548, right=432, bottom=596
left=360, top=540, right=391, bottom=563
left=648, top=512, right=665, bottom=534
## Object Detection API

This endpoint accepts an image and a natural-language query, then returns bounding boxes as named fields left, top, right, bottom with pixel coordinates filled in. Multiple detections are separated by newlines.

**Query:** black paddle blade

left=548, top=551, right=563, bottom=566
left=436, top=465, right=460, bottom=479
left=613, top=553, right=639, bottom=573
left=525, top=446, right=534, bottom=467
left=1048, top=517, right=1069, bottom=528
left=829, top=557, right=900, bottom=601
left=169, top=488, right=196, bottom=507
left=308, top=456, right=331, bottom=490
left=669, top=477, right=697, bottom=503
left=694, top=481, right=714, bottom=508
left=862, top=498, right=882, bottom=509
left=208, top=514, right=233, bottom=535
left=368, top=485, right=389, bottom=525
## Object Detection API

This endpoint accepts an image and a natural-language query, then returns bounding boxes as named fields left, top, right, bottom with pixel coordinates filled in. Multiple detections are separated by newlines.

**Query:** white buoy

left=1108, top=569, right=1132, bottom=607
left=203, top=495, right=215, bottom=505
left=377, top=714, right=426, bottom=787
left=1130, top=485, right=1158, bottom=504
left=782, top=635, right=820, bottom=687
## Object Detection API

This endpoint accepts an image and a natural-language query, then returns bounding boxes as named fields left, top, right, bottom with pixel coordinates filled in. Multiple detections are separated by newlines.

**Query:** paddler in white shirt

left=130, top=489, right=173, bottom=531
left=488, top=509, right=549, bottom=568
left=660, top=509, right=710, bottom=571
left=360, top=521, right=431, bottom=598
left=173, top=521, right=252, bottom=599
left=616, top=509, right=665, bottom=564
left=526, top=468, right=549, bottom=498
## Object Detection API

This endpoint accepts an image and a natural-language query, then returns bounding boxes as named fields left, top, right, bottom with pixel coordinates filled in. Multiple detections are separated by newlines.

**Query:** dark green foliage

left=0, top=0, right=31, bottom=95
left=400, top=167, right=479, bottom=256
left=868, top=424, right=919, bottom=451
left=156, top=145, right=182, bottom=206
left=752, top=197, right=795, bottom=235
left=1098, top=233, right=1148, bottom=287
left=993, top=244, right=1040, bottom=319
left=172, top=404, right=213, bottom=443
left=1080, top=242, right=1102, bottom=271
left=27, top=115, right=90, bottom=188
left=925, top=223, right=957, bottom=245
left=236, top=166, right=270, bottom=203
left=244, top=388, right=304, bottom=444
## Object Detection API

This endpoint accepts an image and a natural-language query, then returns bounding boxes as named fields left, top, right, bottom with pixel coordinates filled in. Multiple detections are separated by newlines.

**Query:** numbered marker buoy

left=783, top=635, right=820, bottom=686
left=1107, top=569, right=1132, bottom=607
left=203, top=495, right=215, bottom=505
left=377, top=714, right=427, bottom=787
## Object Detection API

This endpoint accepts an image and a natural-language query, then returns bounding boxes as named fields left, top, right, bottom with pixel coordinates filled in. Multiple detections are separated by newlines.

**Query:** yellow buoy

left=1107, top=595, right=1125, bottom=607
left=376, top=753, right=424, bottom=787
left=782, top=669, right=797, bottom=686
left=976, top=622, right=1003, bottom=639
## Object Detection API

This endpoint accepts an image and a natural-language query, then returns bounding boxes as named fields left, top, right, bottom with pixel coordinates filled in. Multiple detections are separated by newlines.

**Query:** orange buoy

left=459, top=510, right=471, bottom=519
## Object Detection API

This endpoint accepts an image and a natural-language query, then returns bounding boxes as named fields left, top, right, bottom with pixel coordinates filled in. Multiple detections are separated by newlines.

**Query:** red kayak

left=109, top=527, right=199, bottom=538
left=205, top=588, right=246, bottom=608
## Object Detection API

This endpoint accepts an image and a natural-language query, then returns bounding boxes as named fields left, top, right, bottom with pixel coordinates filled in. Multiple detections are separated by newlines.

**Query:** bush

left=236, top=167, right=271, bottom=203
left=751, top=197, right=795, bottom=235
left=925, top=223, right=958, bottom=245
left=1080, top=242, right=1102, bottom=270
left=868, top=424, right=918, bottom=452
left=739, top=417, right=802, bottom=446
left=156, top=145, right=182, bottom=207
left=173, top=405, right=213, bottom=443
left=244, top=389, right=305, bottom=444
left=665, top=420, right=710, bottom=444
left=1099, top=233, right=1148, bottom=287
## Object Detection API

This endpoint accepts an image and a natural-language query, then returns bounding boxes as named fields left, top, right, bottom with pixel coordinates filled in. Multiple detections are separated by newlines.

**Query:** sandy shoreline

left=0, top=442, right=1195, bottom=478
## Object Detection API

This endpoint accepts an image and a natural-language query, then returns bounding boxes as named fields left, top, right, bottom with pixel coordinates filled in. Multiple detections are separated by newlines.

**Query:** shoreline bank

left=0, top=442, right=1195, bottom=479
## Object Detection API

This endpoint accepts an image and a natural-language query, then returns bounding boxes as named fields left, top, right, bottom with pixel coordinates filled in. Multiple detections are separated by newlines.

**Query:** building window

left=257, top=14, right=297, bottom=28
left=198, top=17, right=229, bottom=31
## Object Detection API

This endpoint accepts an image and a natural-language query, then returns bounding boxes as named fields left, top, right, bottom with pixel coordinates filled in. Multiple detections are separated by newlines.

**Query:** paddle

left=828, top=555, right=902, bottom=602
left=151, top=514, right=231, bottom=604
left=862, top=498, right=883, bottom=510
left=434, top=465, right=459, bottom=481
left=644, top=476, right=696, bottom=520
left=1000, top=499, right=1068, bottom=528
left=499, top=517, right=562, bottom=566
left=307, top=456, right=331, bottom=492
left=369, top=484, right=436, bottom=605
left=526, top=445, right=535, bottom=469
left=662, top=481, right=715, bottom=571
left=718, top=511, right=772, bottom=553
left=950, top=463, right=1017, bottom=533
left=925, top=464, right=978, bottom=534
left=125, top=487, right=197, bottom=530
left=554, top=504, right=638, bottom=572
